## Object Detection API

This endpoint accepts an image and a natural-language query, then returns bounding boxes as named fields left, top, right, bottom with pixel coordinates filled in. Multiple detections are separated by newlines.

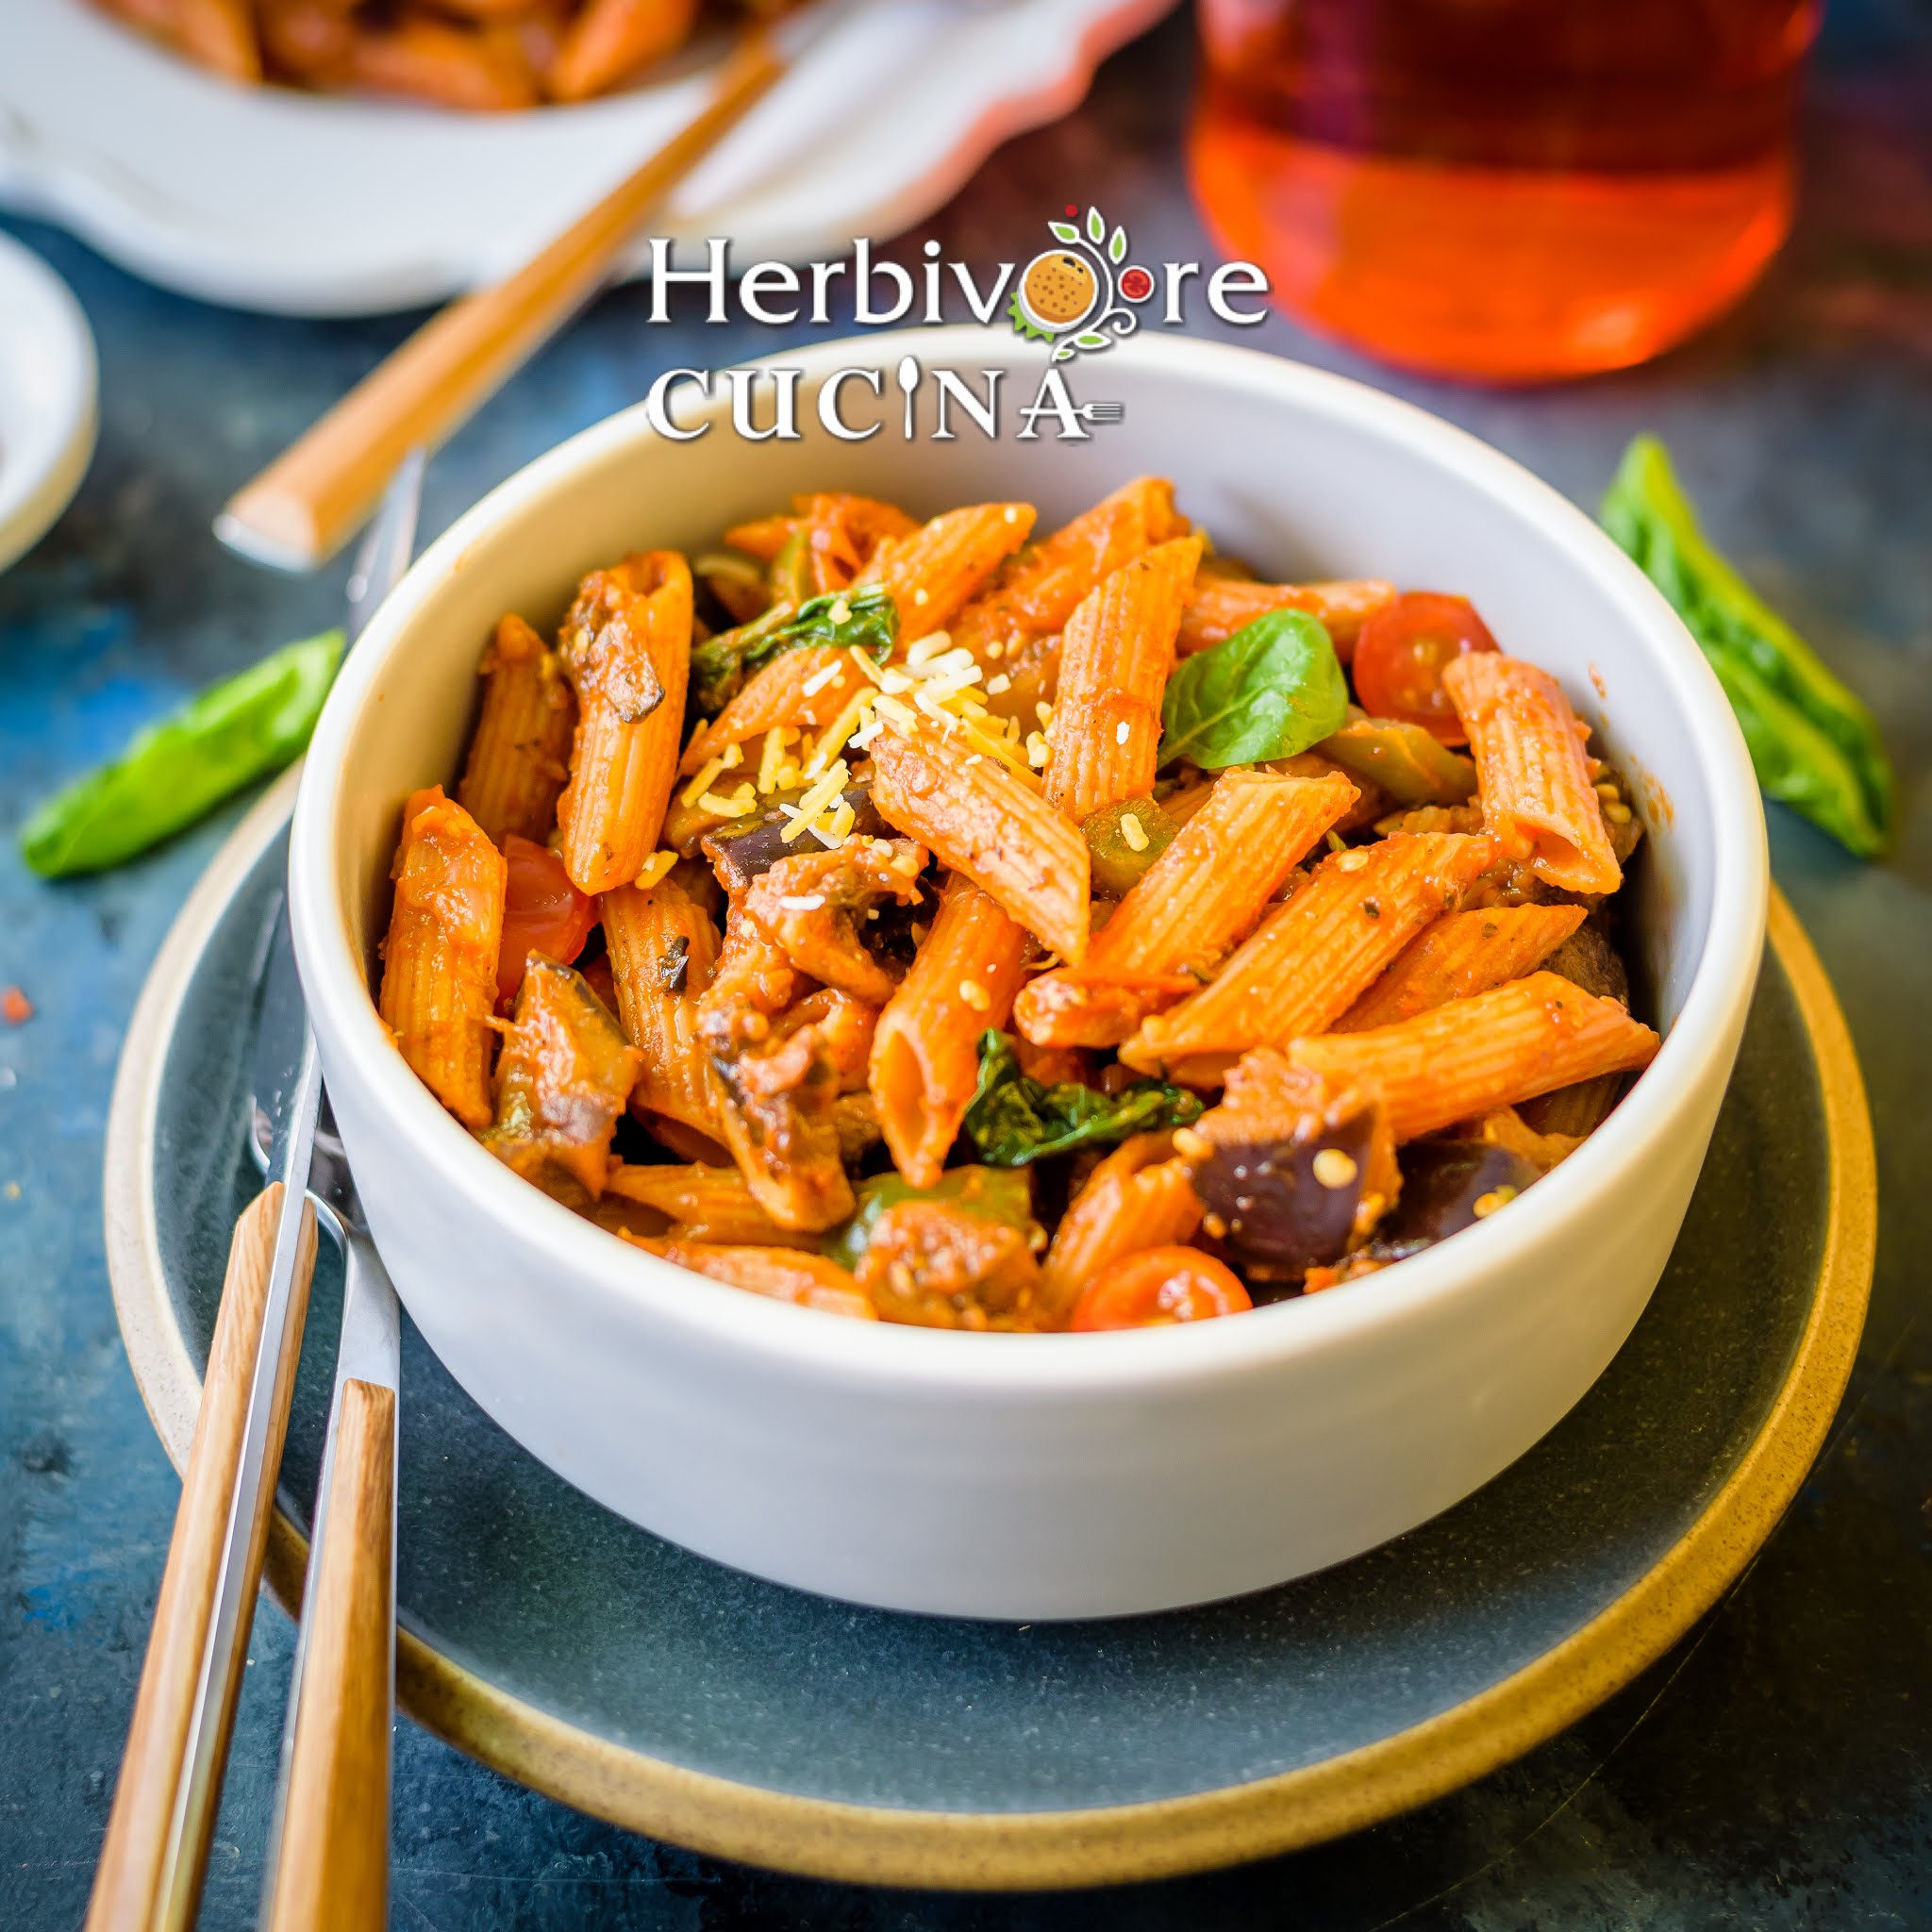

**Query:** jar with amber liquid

left=1191, top=0, right=1816, bottom=381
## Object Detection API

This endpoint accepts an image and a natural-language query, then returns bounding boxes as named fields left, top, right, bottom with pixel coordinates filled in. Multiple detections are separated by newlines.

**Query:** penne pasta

left=697, top=912, right=856, bottom=1232
left=343, top=15, right=541, bottom=111
left=550, top=0, right=698, bottom=102
left=857, top=502, right=1036, bottom=641
left=401, top=477, right=1668, bottom=1318
left=1043, top=534, right=1204, bottom=824
left=1121, top=831, right=1496, bottom=1085
left=557, top=550, right=692, bottom=895
left=870, top=874, right=1032, bottom=1187
left=621, top=1234, right=877, bottom=1320
left=867, top=722, right=1091, bottom=963
left=604, top=1163, right=821, bottom=1248
left=482, top=958, right=642, bottom=1197
left=376, top=787, right=506, bottom=1128
left=1334, top=902, right=1588, bottom=1031
left=677, top=645, right=865, bottom=779
left=1178, top=576, right=1398, bottom=658
left=601, top=869, right=727, bottom=1144
left=1457, top=1106, right=1586, bottom=1174
left=457, top=613, right=576, bottom=846
left=1290, top=972, right=1660, bottom=1142
left=952, top=476, right=1186, bottom=666
left=1040, top=1135, right=1204, bottom=1322
left=1444, top=652, right=1623, bottom=896
left=1016, top=769, right=1357, bottom=1048
left=176, top=0, right=263, bottom=81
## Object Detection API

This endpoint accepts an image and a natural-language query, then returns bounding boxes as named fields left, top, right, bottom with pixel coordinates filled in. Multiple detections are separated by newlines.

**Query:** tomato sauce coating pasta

left=375, top=479, right=1657, bottom=1328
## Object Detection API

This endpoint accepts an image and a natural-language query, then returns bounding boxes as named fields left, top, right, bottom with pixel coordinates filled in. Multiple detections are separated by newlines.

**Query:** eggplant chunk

left=702, top=782, right=888, bottom=891
left=1191, top=1104, right=1382, bottom=1279
left=1378, top=1141, right=1541, bottom=1251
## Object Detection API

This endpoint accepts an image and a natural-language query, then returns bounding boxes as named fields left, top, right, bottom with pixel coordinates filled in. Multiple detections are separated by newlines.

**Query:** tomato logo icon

left=1119, top=265, right=1155, bottom=303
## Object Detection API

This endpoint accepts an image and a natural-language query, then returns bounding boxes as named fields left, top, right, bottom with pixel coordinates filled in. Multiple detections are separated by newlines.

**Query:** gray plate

left=103, top=781, right=1874, bottom=1889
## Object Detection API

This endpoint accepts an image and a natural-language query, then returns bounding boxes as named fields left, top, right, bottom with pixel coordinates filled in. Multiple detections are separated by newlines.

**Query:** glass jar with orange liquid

left=1190, top=0, right=1817, bottom=382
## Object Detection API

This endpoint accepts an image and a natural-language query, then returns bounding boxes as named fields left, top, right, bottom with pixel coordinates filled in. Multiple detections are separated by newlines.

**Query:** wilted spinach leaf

left=961, top=1031, right=1202, bottom=1166
left=689, top=585, right=898, bottom=715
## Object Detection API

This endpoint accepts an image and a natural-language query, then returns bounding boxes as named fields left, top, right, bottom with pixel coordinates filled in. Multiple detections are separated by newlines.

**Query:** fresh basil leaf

left=961, top=1031, right=1203, bottom=1167
left=1159, top=608, right=1348, bottom=772
left=689, top=585, right=898, bottom=716
left=19, top=630, right=345, bottom=879
left=824, top=1165, right=1035, bottom=1274
left=1601, top=433, right=1893, bottom=858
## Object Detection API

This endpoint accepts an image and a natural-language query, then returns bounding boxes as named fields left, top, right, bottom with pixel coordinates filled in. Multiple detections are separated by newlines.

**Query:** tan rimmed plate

left=105, top=784, right=1874, bottom=1889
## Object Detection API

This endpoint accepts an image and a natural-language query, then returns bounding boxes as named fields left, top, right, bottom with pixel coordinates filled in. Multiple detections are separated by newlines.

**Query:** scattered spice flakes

left=1, top=986, right=31, bottom=1025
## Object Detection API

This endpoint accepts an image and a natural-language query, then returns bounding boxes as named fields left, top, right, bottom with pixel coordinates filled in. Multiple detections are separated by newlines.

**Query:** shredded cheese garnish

left=697, top=784, right=758, bottom=818
left=757, top=726, right=796, bottom=793
left=800, top=658, right=845, bottom=699
left=1120, top=813, right=1148, bottom=853
left=806, top=686, right=874, bottom=775
left=633, top=850, right=678, bottom=891
left=680, top=754, right=731, bottom=808
left=778, top=893, right=827, bottom=912
left=778, top=758, right=851, bottom=843
left=958, top=978, right=991, bottom=1011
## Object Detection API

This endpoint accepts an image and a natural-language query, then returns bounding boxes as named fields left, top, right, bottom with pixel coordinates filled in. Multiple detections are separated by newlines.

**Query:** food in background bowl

left=87, top=0, right=777, bottom=109
left=375, top=475, right=1657, bottom=1333
left=289, top=331, right=1766, bottom=1616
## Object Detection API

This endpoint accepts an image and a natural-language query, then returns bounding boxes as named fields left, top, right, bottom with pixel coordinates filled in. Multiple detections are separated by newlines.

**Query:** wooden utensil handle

left=87, top=1184, right=318, bottom=1932
left=261, top=1377, right=397, bottom=1932
left=220, top=31, right=782, bottom=571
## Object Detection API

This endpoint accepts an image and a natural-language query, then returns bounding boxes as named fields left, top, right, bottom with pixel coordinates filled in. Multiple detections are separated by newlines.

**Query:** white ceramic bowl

left=0, top=228, right=95, bottom=575
left=291, top=328, right=1767, bottom=1620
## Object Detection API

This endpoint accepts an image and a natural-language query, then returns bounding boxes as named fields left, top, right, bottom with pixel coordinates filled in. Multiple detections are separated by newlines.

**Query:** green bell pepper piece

left=824, top=1166, right=1035, bottom=1275
left=1318, top=716, right=1477, bottom=808
left=19, top=629, right=345, bottom=878
left=1600, top=435, right=1893, bottom=858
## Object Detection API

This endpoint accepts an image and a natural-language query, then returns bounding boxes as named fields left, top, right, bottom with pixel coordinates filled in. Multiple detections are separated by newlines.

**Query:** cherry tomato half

left=497, top=834, right=597, bottom=1008
left=1070, top=1247, right=1253, bottom=1331
left=1351, top=591, right=1499, bottom=744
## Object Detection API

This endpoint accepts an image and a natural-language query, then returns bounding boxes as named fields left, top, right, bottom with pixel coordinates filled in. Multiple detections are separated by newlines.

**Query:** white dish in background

left=289, top=329, right=1768, bottom=1621
left=0, top=0, right=1174, bottom=318
left=0, top=227, right=96, bottom=575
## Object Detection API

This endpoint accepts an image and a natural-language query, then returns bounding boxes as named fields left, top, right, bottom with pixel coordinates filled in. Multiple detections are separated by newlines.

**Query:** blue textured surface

left=3, top=8, right=1929, bottom=1925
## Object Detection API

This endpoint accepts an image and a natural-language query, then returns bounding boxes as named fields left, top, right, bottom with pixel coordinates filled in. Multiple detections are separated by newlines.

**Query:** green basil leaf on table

left=961, top=1030, right=1203, bottom=1167
left=1158, top=608, right=1349, bottom=771
left=824, top=1165, right=1036, bottom=1274
left=1600, top=433, right=1894, bottom=858
left=688, top=585, right=899, bottom=716
left=18, top=629, right=345, bottom=879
